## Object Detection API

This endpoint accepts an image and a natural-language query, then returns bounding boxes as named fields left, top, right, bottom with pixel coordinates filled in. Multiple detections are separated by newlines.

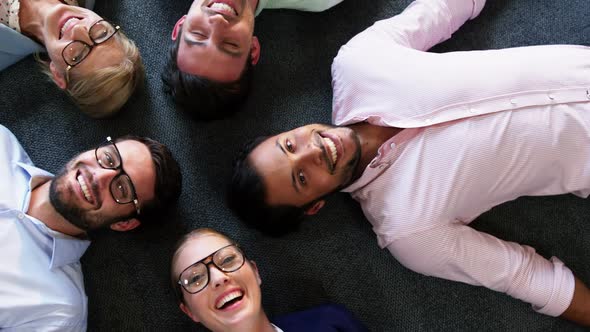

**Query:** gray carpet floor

left=1, top=0, right=589, bottom=331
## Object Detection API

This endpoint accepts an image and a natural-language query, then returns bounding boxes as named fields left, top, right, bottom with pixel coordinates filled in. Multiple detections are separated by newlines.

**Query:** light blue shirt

left=0, top=125, right=90, bottom=331
left=0, top=0, right=95, bottom=71
left=255, top=0, right=343, bottom=16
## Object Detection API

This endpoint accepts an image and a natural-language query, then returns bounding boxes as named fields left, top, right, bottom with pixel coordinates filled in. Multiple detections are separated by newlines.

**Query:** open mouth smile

left=215, top=289, right=244, bottom=310
left=76, top=170, right=96, bottom=205
left=208, top=0, right=238, bottom=16
left=317, top=132, right=341, bottom=172
left=59, top=16, right=82, bottom=39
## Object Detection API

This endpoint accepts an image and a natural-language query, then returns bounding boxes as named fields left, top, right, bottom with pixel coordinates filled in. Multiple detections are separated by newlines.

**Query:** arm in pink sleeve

left=370, top=0, right=486, bottom=51
left=386, top=222, right=575, bottom=316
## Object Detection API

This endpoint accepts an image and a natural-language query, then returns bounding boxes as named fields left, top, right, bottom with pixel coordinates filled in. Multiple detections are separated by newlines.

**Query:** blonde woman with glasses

left=171, top=228, right=368, bottom=332
left=0, top=0, right=144, bottom=117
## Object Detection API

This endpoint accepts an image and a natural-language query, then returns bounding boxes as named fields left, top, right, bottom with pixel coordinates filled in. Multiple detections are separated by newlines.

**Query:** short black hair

left=227, top=137, right=309, bottom=237
left=117, top=136, right=182, bottom=226
left=161, top=27, right=254, bottom=121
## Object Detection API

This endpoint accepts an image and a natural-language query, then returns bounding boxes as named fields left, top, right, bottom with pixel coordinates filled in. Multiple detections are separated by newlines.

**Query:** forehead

left=74, top=36, right=125, bottom=75
left=249, top=134, right=285, bottom=176
left=176, top=38, right=248, bottom=82
left=174, top=234, right=232, bottom=272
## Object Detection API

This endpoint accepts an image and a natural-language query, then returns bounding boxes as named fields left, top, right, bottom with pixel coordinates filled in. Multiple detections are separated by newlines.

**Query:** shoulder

left=273, top=304, right=368, bottom=332
left=0, top=125, right=32, bottom=165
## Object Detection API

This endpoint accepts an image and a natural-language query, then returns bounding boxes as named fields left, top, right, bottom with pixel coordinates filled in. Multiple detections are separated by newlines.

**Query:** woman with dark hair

left=171, top=228, right=368, bottom=332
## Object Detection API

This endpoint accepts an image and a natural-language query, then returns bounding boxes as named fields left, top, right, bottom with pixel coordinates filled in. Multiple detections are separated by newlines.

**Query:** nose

left=71, top=22, right=92, bottom=43
left=292, top=142, right=323, bottom=168
left=94, top=167, right=117, bottom=193
left=208, top=13, right=229, bottom=27
left=209, top=265, right=230, bottom=288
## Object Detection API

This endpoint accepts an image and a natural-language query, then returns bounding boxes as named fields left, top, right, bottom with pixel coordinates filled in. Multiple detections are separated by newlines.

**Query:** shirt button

left=586, top=90, right=590, bottom=99
left=509, top=99, right=517, bottom=106
left=469, top=107, right=477, bottom=113
left=425, top=118, right=432, bottom=125
left=389, top=142, right=396, bottom=149
left=548, top=94, right=555, bottom=100
left=17, top=213, right=24, bottom=219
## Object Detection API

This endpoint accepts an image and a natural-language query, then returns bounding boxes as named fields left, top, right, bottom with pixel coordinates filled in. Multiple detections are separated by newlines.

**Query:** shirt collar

left=341, top=128, right=423, bottom=193
left=16, top=161, right=91, bottom=268
left=49, top=230, right=91, bottom=269
left=17, top=161, right=53, bottom=211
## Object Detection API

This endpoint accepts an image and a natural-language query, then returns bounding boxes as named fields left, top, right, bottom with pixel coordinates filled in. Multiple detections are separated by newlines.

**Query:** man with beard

left=161, top=0, right=343, bottom=120
left=228, top=0, right=590, bottom=326
left=0, top=125, right=182, bottom=331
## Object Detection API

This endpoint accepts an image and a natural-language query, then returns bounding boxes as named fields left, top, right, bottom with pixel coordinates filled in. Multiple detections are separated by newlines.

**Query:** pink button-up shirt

left=332, top=0, right=590, bottom=317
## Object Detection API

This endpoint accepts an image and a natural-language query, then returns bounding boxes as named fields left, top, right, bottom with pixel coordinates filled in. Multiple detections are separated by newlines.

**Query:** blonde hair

left=37, top=31, right=145, bottom=118
left=170, top=228, right=235, bottom=303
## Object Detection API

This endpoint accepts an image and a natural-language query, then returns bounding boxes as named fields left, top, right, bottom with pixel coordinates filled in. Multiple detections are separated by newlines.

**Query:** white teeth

left=216, top=290, right=243, bottom=309
left=61, top=17, right=79, bottom=36
left=210, top=2, right=236, bottom=15
left=323, top=137, right=338, bottom=165
left=77, top=175, right=92, bottom=203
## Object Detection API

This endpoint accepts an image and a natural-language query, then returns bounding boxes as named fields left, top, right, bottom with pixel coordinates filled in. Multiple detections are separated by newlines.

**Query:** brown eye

left=298, top=170, right=306, bottom=185
left=286, top=139, right=294, bottom=152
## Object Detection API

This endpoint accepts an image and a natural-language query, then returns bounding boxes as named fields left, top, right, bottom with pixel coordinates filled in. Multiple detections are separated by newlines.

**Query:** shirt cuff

left=445, top=0, right=486, bottom=20
left=532, top=256, right=576, bottom=317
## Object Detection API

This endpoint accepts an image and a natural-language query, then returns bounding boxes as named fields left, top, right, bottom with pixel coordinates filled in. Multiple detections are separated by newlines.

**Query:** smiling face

left=249, top=124, right=362, bottom=209
left=41, top=4, right=125, bottom=87
left=173, top=0, right=259, bottom=82
left=49, top=139, right=156, bottom=231
left=173, top=232, right=263, bottom=332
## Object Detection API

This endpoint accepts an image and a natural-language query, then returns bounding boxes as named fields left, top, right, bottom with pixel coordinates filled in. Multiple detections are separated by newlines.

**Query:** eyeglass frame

left=177, top=244, right=246, bottom=295
left=94, top=136, right=141, bottom=216
left=62, top=19, right=121, bottom=83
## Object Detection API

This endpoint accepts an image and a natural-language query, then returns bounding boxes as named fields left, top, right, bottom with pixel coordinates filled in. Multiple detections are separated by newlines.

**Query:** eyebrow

left=183, top=35, right=242, bottom=58
left=275, top=138, right=300, bottom=194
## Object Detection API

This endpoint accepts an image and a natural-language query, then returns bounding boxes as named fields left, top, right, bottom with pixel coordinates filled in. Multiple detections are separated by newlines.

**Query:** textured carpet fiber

left=1, top=0, right=589, bottom=331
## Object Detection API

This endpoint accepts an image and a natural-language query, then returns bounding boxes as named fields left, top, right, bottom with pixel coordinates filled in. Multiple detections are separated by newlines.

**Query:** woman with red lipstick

left=171, top=228, right=368, bottom=332
left=0, top=0, right=143, bottom=118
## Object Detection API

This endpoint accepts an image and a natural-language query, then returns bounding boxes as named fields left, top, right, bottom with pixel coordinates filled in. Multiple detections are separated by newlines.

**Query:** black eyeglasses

left=62, top=20, right=120, bottom=83
left=95, top=136, right=141, bottom=215
left=177, top=244, right=245, bottom=294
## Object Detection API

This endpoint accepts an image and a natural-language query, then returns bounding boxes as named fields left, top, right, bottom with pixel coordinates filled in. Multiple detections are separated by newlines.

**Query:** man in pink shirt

left=227, top=0, right=590, bottom=326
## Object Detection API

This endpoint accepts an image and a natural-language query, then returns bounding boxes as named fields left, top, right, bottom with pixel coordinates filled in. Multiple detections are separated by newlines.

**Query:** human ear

left=250, top=260, right=262, bottom=286
left=249, top=36, right=260, bottom=65
left=110, top=218, right=141, bottom=232
left=172, top=16, right=186, bottom=40
left=180, top=303, right=200, bottom=323
left=304, top=200, right=325, bottom=216
left=49, top=62, right=67, bottom=90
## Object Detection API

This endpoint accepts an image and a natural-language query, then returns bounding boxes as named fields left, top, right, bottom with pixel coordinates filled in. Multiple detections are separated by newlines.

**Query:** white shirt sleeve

left=386, top=222, right=575, bottom=316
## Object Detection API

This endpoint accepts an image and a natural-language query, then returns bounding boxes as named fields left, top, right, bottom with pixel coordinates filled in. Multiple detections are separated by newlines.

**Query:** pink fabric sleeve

left=369, top=0, right=486, bottom=51
left=386, top=222, right=575, bottom=316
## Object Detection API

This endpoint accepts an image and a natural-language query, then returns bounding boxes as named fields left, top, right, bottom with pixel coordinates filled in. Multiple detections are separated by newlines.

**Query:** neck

left=349, top=122, right=403, bottom=180
left=18, top=0, right=60, bottom=43
left=225, top=311, right=275, bottom=332
left=27, top=180, right=86, bottom=237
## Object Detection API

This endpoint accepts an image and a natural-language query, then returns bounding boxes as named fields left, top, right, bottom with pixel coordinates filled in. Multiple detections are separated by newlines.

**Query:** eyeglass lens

left=62, top=21, right=118, bottom=66
left=179, top=245, right=245, bottom=294
left=96, top=143, right=135, bottom=204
